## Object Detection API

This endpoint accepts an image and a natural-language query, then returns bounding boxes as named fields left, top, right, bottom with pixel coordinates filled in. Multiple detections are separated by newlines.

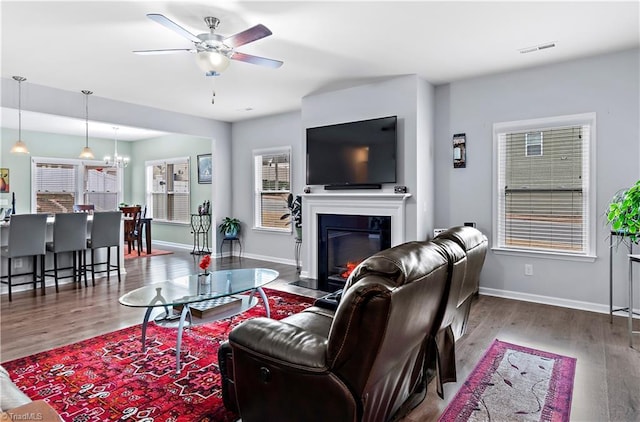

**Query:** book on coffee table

left=174, top=295, right=242, bottom=318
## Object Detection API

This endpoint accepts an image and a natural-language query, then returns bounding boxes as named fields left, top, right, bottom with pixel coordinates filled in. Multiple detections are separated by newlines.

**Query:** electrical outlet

left=14, top=258, right=23, bottom=269
left=524, top=264, right=533, bottom=276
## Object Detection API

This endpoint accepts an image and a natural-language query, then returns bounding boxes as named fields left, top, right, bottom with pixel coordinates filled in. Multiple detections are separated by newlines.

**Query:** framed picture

left=0, top=168, right=9, bottom=193
left=453, top=133, right=466, bottom=168
left=197, top=154, right=212, bottom=184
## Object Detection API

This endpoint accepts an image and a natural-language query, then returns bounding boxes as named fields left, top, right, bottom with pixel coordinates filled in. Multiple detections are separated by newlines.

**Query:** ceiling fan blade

left=231, top=52, right=283, bottom=68
left=133, top=48, right=195, bottom=55
left=224, top=24, right=272, bottom=48
left=147, top=13, right=201, bottom=43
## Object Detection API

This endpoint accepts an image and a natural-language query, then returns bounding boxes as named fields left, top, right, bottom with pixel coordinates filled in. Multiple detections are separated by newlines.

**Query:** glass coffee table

left=119, top=268, right=279, bottom=373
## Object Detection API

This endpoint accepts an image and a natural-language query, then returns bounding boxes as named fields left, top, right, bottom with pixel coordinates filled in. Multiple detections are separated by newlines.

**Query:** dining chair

left=73, top=204, right=95, bottom=214
left=120, top=206, right=142, bottom=255
left=0, top=214, right=48, bottom=301
left=45, top=212, right=88, bottom=291
left=86, top=211, right=122, bottom=285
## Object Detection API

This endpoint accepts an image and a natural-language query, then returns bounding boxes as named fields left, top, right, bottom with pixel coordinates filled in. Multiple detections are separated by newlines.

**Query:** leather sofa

left=219, top=226, right=487, bottom=422
left=0, top=365, right=61, bottom=421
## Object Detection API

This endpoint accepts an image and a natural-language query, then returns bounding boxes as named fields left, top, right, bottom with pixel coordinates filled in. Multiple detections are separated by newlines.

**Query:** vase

left=198, top=273, right=211, bottom=295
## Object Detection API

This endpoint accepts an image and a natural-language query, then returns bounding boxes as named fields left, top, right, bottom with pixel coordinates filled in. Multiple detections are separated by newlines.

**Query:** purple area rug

left=439, top=339, right=576, bottom=422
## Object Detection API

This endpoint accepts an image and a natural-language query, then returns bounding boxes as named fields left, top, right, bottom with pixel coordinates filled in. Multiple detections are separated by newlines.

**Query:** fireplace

left=318, top=214, right=391, bottom=292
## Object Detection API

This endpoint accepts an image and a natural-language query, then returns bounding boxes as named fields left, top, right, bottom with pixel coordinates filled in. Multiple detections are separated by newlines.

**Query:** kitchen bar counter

left=0, top=214, right=125, bottom=295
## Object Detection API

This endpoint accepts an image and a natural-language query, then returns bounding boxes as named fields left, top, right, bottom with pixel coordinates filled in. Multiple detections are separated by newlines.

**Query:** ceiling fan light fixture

left=196, top=50, right=230, bottom=73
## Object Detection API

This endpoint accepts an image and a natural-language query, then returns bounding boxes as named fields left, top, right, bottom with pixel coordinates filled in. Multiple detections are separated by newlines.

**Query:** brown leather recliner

left=220, top=240, right=452, bottom=422
left=429, top=227, right=488, bottom=397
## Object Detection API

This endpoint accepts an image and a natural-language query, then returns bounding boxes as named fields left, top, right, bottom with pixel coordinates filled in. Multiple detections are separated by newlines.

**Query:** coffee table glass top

left=118, top=268, right=279, bottom=308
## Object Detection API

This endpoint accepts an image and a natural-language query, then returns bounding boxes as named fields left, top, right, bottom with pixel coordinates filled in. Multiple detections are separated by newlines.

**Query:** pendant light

left=79, top=90, right=95, bottom=159
left=10, top=76, right=29, bottom=154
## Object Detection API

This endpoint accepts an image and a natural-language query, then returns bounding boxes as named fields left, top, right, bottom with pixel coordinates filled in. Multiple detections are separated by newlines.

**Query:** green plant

left=218, top=217, right=241, bottom=237
left=607, top=179, right=640, bottom=244
left=280, top=194, right=302, bottom=229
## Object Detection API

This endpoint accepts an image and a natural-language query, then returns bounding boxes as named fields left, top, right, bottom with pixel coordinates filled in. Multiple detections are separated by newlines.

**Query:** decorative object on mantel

left=607, top=179, right=640, bottom=245
left=78, top=90, right=95, bottom=159
left=104, top=127, right=130, bottom=168
left=218, top=216, right=241, bottom=239
left=280, top=193, right=302, bottom=239
left=453, top=133, right=466, bottom=168
left=10, top=76, right=29, bottom=154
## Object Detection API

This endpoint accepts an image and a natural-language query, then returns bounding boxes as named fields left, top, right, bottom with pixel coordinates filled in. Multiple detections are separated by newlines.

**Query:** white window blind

left=84, top=166, right=118, bottom=211
left=35, top=163, right=77, bottom=214
left=494, top=114, right=595, bottom=256
left=254, top=148, right=291, bottom=230
left=145, top=158, right=190, bottom=223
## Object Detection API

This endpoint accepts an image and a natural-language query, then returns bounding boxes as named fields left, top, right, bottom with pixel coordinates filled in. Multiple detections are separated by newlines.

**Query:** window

left=34, top=162, right=78, bottom=214
left=253, top=148, right=291, bottom=231
left=525, top=131, right=543, bottom=156
left=145, top=157, right=190, bottom=223
left=84, top=165, right=119, bottom=211
left=493, top=113, right=596, bottom=257
left=32, top=158, right=123, bottom=214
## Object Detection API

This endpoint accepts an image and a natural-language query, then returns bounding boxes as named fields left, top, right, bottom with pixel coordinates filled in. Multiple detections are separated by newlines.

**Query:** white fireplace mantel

left=301, top=192, right=411, bottom=280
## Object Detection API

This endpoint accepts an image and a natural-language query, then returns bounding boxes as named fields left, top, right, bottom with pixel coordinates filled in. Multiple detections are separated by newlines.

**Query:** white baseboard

left=152, top=240, right=193, bottom=251
left=479, top=286, right=640, bottom=319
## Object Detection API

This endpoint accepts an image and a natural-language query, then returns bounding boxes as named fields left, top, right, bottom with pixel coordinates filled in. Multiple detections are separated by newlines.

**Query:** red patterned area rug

left=439, top=339, right=576, bottom=422
left=2, top=289, right=314, bottom=422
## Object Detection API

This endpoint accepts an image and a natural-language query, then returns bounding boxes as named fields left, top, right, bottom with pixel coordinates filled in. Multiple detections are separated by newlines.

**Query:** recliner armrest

left=229, top=317, right=328, bottom=370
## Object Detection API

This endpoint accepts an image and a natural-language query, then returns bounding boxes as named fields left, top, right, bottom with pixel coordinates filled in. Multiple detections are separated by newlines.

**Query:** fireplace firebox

left=318, top=214, right=391, bottom=292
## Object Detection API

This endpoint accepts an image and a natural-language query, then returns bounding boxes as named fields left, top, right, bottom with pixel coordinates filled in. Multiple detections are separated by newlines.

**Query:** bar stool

left=45, top=212, right=88, bottom=291
left=86, top=211, right=122, bottom=285
left=0, top=214, right=48, bottom=301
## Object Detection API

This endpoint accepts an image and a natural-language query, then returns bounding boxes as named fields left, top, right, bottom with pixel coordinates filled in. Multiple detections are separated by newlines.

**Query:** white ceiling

left=1, top=0, right=639, bottom=130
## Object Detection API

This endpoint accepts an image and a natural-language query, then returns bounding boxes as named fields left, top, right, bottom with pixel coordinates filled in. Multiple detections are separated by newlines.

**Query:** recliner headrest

left=435, top=226, right=487, bottom=251
left=347, top=241, right=449, bottom=288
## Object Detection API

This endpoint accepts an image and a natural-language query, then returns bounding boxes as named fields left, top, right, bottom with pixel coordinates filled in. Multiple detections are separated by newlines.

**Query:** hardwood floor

left=1, top=246, right=639, bottom=421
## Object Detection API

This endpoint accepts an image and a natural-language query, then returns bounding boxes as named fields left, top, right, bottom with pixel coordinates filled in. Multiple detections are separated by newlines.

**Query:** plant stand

left=295, top=237, right=302, bottom=274
left=190, top=214, right=211, bottom=255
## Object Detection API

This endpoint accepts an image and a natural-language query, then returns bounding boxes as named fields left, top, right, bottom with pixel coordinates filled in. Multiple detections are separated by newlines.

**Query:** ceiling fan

left=134, top=14, right=283, bottom=76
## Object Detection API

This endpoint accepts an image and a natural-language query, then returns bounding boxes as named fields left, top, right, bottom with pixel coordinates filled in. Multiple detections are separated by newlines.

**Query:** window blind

left=35, top=163, right=77, bottom=214
left=145, top=158, right=190, bottom=223
left=254, top=149, right=291, bottom=230
left=84, top=166, right=118, bottom=211
left=496, top=124, right=590, bottom=254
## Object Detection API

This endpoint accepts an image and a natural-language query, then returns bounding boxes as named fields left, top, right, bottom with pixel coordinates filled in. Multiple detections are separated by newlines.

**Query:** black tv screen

left=306, top=116, right=397, bottom=187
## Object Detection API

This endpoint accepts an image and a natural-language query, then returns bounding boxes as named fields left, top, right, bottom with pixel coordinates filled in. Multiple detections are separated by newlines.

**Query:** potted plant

left=607, top=179, right=640, bottom=244
left=218, top=217, right=241, bottom=239
left=280, top=194, right=302, bottom=238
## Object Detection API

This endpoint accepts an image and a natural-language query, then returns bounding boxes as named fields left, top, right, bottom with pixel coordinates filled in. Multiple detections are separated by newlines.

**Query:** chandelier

left=104, top=127, right=129, bottom=168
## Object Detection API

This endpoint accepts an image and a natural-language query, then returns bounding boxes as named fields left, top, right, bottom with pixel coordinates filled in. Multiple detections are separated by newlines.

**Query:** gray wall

left=434, top=48, right=640, bottom=312
left=230, top=111, right=303, bottom=264
left=301, top=74, right=436, bottom=242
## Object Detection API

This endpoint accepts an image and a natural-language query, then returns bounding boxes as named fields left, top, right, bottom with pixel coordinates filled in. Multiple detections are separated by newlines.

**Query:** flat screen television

left=306, top=115, right=397, bottom=188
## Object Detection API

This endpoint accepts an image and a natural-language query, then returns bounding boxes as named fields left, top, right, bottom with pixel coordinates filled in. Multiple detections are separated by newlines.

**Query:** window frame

left=492, top=113, right=597, bottom=261
left=145, top=157, right=190, bottom=225
left=252, top=146, right=292, bottom=233
left=31, top=157, right=123, bottom=214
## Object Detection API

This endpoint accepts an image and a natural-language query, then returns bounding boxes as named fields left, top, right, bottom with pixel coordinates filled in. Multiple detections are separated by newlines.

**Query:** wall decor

left=453, top=133, right=466, bottom=168
left=197, top=154, right=212, bottom=184
left=0, top=168, right=9, bottom=192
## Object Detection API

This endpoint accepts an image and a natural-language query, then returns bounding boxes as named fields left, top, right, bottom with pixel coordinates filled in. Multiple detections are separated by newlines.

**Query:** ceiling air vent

left=519, top=42, right=556, bottom=54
